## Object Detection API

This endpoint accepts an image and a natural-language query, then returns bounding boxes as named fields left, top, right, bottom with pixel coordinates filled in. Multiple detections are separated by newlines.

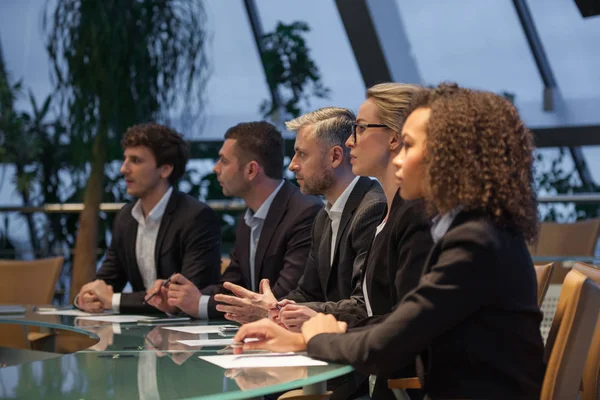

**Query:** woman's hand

left=301, top=313, right=347, bottom=343
left=233, top=319, right=307, bottom=354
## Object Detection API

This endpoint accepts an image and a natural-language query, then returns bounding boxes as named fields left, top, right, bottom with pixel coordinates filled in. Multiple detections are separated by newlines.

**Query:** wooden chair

left=572, top=262, right=600, bottom=400
left=0, top=257, right=64, bottom=351
left=533, top=218, right=600, bottom=284
left=535, top=263, right=555, bottom=307
left=541, top=268, right=600, bottom=399
left=0, top=256, right=64, bottom=304
left=277, top=390, right=332, bottom=400
left=532, top=218, right=600, bottom=341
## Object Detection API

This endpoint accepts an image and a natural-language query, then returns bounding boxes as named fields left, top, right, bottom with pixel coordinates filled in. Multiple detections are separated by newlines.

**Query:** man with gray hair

left=215, top=107, right=386, bottom=329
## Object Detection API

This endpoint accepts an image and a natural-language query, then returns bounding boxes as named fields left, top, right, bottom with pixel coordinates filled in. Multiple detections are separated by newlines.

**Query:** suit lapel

left=154, top=191, right=178, bottom=277
left=123, top=207, right=144, bottom=290
left=236, top=220, right=252, bottom=285
left=330, top=177, right=372, bottom=266
left=317, top=213, right=332, bottom=291
left=254, top=181, right=293, bottom=281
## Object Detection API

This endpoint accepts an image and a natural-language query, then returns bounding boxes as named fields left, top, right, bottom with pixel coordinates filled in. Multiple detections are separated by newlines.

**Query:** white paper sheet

left=177, top=338, right=234, bottom=347
left=177, top=338, right=258, bottom=347
left=199, top=353, right=328, bottom=369
left=76, top=315, right=157, bottom=323
left=162, top=325, right=238, bottom=334
left=35, top=310, right=115, bottom=317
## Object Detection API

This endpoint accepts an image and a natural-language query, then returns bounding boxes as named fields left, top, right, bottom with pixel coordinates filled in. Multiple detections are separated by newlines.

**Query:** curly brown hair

left=121, top=123, right=190, bottom=185
left=407, top=83, right=538, bottom=243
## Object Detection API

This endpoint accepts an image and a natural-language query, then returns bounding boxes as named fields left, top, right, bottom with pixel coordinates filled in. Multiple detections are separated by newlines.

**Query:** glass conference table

left=0, top=307, right=353, bottom=399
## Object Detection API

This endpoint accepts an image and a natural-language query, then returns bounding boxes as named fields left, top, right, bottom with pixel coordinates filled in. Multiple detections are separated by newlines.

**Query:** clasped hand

left=232, top=313, right=348, bottom=354
left=77, top=279, right=114, bottom=313
left=144, top=273, right=201, bottom=317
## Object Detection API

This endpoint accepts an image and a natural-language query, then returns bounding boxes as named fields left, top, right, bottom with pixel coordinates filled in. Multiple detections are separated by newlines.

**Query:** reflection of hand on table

left=86, top=326, right=115, bottom=351
left=145, top=326, right=199, bottom=365
left=225, top=366, right=308, bottom=390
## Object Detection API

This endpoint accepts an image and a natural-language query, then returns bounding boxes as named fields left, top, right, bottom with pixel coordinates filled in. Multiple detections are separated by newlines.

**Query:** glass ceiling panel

left=394, top=0, right=544, bottom=107
left=529, top=0, right=600, bottom=102
left=255, top=0, right=367, bottom=115
left=199, top=0, right=271, bottom=139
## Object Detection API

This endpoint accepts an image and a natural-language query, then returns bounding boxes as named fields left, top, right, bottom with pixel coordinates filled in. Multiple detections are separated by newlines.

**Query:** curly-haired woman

left=233, top=84, right=545, bottom=400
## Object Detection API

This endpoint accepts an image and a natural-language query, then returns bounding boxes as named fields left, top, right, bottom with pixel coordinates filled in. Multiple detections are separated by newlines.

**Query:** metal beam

left=513, top=0, right=596, bottom=188
left=512, top=0, right=557, bottom=91
left=243, top=0, right=284, bottom=120
left=532, top=125, right=600, bottom=148
left=335, top=0, right=421, bottom=87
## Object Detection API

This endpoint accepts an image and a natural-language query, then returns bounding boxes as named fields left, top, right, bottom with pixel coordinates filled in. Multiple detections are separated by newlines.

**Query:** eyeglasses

left=351, top=123, right=389, bottom=144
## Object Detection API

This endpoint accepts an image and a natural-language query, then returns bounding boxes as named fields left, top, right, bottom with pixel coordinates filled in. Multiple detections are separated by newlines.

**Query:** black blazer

left=310, top=194, right=433, bottom=327
left=202, top=180, right=323, bottom=319
left=307, top=211, right=546, bottom=400
left=96, top=190, right=221, bottom=314
left=284, top=177, right=386, bottom=304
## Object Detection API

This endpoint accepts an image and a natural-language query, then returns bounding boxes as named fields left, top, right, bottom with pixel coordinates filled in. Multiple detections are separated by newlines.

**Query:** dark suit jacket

left=307, top=211, right=546, bottom=400
left=284, top=177, right=386, bottom=304
left=309, top=194, right=433, bottom=328
left=201, top=180, right=323, bottom=319
left=96, top=190, right=221, bottom=314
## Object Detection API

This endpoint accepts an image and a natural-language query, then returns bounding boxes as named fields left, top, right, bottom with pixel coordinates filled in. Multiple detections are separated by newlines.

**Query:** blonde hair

left=366, top=83, right=423, bottom=135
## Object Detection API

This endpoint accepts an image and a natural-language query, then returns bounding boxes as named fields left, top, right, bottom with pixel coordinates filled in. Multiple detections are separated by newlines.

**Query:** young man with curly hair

left=76, top=123, right=222, bottom=314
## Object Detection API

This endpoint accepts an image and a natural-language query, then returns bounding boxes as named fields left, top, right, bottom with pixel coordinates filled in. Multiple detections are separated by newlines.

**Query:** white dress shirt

left=111, top=187, right=173, bottom=312
left=430, top=207, right=463, bottom=243
left=198, top=180, right=284, bottom=319
left=324, top=176, right=359, bottom=265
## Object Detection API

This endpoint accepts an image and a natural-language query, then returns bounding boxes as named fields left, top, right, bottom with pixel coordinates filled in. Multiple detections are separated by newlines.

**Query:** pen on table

left=144, top=276, right=172, bottom=304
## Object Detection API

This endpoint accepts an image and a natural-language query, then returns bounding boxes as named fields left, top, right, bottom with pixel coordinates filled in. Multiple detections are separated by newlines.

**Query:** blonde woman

left=235, top=84, right=545, bottom=400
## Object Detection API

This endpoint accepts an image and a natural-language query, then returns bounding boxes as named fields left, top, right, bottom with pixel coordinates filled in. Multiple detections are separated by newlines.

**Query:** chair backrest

left=572, top=262, right=600, bottom=400
left=0, top=257, right=64, bottom=304
left=535, top=263, right=555, bottom=307
left=534, top=218, right=600, bottom=258
left=542, top=269, right=600, bottom=400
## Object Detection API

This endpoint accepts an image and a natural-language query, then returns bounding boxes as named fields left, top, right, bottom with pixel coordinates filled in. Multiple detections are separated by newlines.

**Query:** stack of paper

left=200, top=353, right=328, bottom=368
left=162, top=325, right=237, bottom=334
left=76, top=315, right=157, bottom=323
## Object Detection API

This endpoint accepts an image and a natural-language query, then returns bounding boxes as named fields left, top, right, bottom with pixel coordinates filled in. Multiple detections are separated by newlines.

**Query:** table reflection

left=225, top=366, right=308, bottom=391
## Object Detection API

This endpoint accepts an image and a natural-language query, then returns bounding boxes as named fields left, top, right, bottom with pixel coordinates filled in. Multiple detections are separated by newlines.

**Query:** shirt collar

left=431, top=206, right=462, bottom=243
left=325, top=176, right=360, bottom=219
left=131, top=186, right=174, bottom=224
left=244, top=180, right=285, bottom=225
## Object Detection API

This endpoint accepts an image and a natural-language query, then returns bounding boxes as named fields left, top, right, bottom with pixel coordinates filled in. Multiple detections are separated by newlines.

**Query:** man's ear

left=330, top=146, right=344, bottom=169
left=246, top=160, right=260, bottom=181
left=160, top=164, right=174, bottom=180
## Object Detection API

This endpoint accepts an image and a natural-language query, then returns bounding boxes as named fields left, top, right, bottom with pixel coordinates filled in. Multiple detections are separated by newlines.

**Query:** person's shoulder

left=360, top=179, right=386, bottom=205
left=114, top=200, right=136, bottom=222
left=286, top=183, right=323, bottom=209
left=392, top=197, right=428, bottom=227
left=443, top=212, right=505, bottom=252
left=172, top=191, right=216, bottom=216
